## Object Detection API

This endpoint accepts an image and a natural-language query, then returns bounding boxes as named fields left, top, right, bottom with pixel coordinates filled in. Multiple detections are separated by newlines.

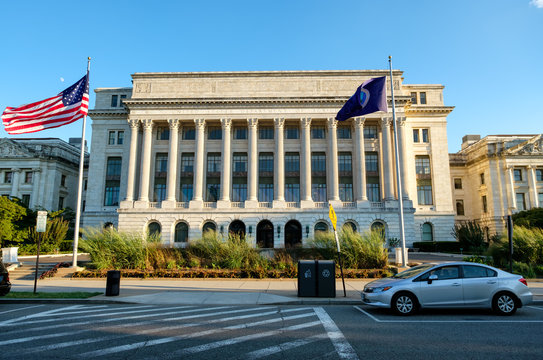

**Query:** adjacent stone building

left=0, top=137, right=88, bottom=211
left=450, top=134, right=543, bottom=237
left=83, top=70, right=456, bottom=247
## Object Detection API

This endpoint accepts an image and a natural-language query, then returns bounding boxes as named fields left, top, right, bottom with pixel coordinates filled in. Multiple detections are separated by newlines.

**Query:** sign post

left=507, top=215, right=514, bottom=273
left=34, top=211, right=47, bottom=294
left=329, top=205, right=346, bottom=297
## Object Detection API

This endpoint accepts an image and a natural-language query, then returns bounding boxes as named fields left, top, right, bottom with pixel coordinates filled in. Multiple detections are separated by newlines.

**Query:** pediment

left=0, top=138, right=36, bottom=158
left=504, top=134, right=543, bottom=156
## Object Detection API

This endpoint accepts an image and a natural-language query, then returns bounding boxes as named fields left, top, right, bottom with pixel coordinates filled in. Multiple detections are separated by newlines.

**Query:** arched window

left=456, top=200, right=465, bottom=216
left=314, top=221, right=329, bottom=234
left=148, top=221, right=161, bottom=238
left=103, top=222, right=114, bottom=230
left=285, top=220, right=302, bottom=248
left=228, top=220, right=246, bottom=239
left=202, top=221, right=216, bottom=234
left=371, top=221, right=385, bottom=239
left=175, top=222, right=189, bottom=243
left=422, top=222, right=433, bottom=241
left=342, top=221, right=357, bottom=232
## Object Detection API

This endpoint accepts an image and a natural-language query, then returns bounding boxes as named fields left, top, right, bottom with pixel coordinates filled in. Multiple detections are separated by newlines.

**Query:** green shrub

left=487, top=226, right=543, bottom=267
left=451, top=220, right=487, bottom=254
left=27, top=217, right=69, bottom=254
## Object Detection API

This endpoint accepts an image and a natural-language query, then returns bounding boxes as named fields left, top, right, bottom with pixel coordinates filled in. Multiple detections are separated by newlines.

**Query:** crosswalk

left=0, top=304, right=359, bottom=359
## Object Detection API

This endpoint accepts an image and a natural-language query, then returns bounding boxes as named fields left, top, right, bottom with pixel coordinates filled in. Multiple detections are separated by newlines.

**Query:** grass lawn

left=3, top=291, right=103, bottom=299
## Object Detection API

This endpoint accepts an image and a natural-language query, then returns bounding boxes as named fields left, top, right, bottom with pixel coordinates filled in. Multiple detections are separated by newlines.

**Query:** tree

left=451, top=220, right=486, bottom=254
left=0, top=196, right=27, bottom=247
left=512, top=208, right=543, bottom=229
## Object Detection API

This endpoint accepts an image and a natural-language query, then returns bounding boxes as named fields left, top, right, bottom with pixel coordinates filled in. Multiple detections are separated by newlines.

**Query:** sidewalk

left=4, top=277, right=543, bottom=306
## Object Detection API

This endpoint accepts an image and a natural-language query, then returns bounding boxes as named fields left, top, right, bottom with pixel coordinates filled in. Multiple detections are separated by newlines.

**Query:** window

left=259, top=126, right=274, bottom=139
left=108, top=131, right=116, bottom=145
left=4, top=171, right=12, bottom=184
left=206, top=180, right=220, bottom=202
left=259, top=153, right=273, bottom=173
left=482, top=195, right=488, bottom=213
left=22, top=194, right=30, bottom=207
left=154, top=182, right=166, bottom=202
left=410, top=92, right=417, bottom=104
left=463, top=265, right=496, bottom=278
left=105, top=157, right=122, bottom=206
left=365, top=152, right=378, bottom=173
left=120, top=94, right=127, bottom=105
left=312, top=183, right=327, bottom=202
left=285, top=126, right=299, bottom=139
left=337, top=126, right=351, bottom=139
left=413, top=129, right=420, bottom=143
left=516, top=193, right=526, bottom=211
left=24, top=171, right=33, bottom=184
left=207, top=153, right=221, bottom=174
left=285, top=153, right=300, bottom=173
left=314, top=222, right=329, bottom=234
left=311, top=153, right=326, bottom=173
left=202, top=222, right=216, bottom=234
left=233, top=127, right=247, bottom=140
left=208, top=126, right=222, bottom=140
left=311, top=126, right=325, bottom=139
left=233, top=153, right=247, bottom=173
left=232, top=182, right=247, bottom=202
left=285, top=183, right=300, bottom=202
left=415, top=156, right=431, bottom=175
left=343, top=222, right=357, bottom=232
left=156, top=127, right=169, bottom=140
left=183, top=127, right=195, bottom=140
left=364, top=125, right=378, bottom=139
left=454, top=178, right=462, bottom=190
left=536, top=169, right=543, bottom=182
left=106, top=157, right=122, bottom=177
left=61, top=174, right=66, bottom=187
left=425, top=266, right=460, bottom=280
left=174, top=223, right=189, bottom=243
left=338, top=153, right=352, bottom=173
left=155, top=153, right=168, bottom=174
left=117, top=131, right=124, bottom=145
left=258, top=183, right=273, bottom=202
left=108, top=130, right=124, bottom=145
left=422, top=223, right=433, bottom=241
left=371, top=221, right=385, bottom=238
left=181, top=153, right=194, bottom=174
left=153, top=154, right=168, bottom=202
left=419, top=92, right=427, bottom=104
left=181, top=184, right=193, bottom=202
left=480, top=173, right=485, bottom=185
left=58, top=196, right=64, bottom=210
left=539, top=193, right=543, bottom=205
left=456, top=200, right=465, bottom=216
left=514, top=169, right=522, bottom=182
left=367, top=182, right=380, bottom=202
left=422, top=129, right=429, bottom=143
left=111, top=95, right=118, bottom=107
left=417, top=180, right=433, bottom=205
left=84, top=180, right=87, bottom=191
left=148, top=221, right=161, bottom=237
left=339, top=183, right=353, bottom=202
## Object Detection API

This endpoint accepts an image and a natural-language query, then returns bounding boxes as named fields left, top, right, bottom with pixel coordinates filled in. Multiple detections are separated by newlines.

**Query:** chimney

left=461, top=135, right=481, bottom=150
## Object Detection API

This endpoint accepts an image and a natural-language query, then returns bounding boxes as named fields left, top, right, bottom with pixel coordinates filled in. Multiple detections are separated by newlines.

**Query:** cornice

left=405, top=106, right=455, bottom=115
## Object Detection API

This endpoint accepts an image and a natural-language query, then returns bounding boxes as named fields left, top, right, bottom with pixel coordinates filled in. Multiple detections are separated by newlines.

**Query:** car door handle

left=487, top=281, right=497, bottom=284
left=452, top=283, right=461, bottom=287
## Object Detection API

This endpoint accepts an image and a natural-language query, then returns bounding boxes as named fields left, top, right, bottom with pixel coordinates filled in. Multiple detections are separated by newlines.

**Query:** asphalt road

left=1, top=303, right=542, bottom=359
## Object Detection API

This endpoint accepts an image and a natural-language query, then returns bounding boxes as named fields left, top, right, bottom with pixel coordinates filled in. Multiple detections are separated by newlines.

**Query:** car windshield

left=392, top=264, right=435, bottom=279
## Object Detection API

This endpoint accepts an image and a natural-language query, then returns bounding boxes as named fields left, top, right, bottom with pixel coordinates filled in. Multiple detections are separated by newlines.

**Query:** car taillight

left=519, top=278, right=528, bottom=286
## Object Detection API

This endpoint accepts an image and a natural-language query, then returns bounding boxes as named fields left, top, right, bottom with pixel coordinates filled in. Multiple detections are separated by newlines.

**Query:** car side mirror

left=428, top=274, right=438, bottom=284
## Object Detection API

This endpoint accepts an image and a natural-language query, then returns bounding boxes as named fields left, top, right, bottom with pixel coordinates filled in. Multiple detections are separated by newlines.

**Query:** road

left=1, top=303, right=542, bottom=359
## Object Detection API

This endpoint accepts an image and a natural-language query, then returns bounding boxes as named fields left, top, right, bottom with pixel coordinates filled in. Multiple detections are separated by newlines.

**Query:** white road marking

left=245, top=333, right=328, bottom=359
left=314, top=307, right=359, bottom=360
left=527, top=306, right=543, bottom=311
left=354, top=305, right=543, bottom=323
left=0, top=305, right=81, bottom=326
left=80, top=310, right=317, bottom=358
left=0, top=305, right=44, bottom=315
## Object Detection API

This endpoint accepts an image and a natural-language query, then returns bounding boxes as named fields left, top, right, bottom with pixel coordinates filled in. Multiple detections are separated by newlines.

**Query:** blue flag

left=336, top=76, right=388, bottom=121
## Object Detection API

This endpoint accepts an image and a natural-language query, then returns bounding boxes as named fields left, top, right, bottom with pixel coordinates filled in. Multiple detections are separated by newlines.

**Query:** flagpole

left=388, top=56, right=407, bottom=267
left=72, top=57, right=91, bottom=268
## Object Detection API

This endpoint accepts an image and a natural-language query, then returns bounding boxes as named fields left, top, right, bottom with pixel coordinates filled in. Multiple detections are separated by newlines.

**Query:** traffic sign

left=36, top=211, right=47, bottom=233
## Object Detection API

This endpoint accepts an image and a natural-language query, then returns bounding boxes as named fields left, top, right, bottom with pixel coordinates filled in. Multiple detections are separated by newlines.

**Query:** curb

left=0, top=298, right=136, bottom=305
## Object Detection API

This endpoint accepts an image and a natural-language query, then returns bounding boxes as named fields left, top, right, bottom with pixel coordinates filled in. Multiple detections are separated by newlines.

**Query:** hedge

left=412, top=241, right=461, bottom=253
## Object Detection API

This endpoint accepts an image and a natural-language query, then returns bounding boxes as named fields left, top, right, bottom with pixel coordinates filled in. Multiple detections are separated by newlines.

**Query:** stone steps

left=9, top=263, right=57, bottom=280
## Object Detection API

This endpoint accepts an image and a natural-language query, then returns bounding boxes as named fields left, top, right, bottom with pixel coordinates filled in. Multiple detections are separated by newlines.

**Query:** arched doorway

left=257, top=220, right=274, bottom=248
left=202, top=221, right=216, bottom=235
left=285, top=220, right=302, bottom=248
left=174, top=222, right=189, bottom=243
left=228, top=220, right=246, bottom=239
left=148, top=221, right=161, bottom=238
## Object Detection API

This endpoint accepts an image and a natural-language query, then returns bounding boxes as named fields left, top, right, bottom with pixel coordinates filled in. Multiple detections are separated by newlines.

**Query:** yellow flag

left=329, top=204, right=337, bottom=231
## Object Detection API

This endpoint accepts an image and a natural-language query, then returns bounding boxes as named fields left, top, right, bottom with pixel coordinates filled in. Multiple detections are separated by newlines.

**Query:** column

left=246, top=118, right=259, bottom=208
left=273, top=118, right=285, bottom=207
left=135, top=119, right=153, bottom=207
left=31, top=168, right=41, bottom=208
left=190, top=119, right=206, bottom=208
left=122, top=119, right=140, bottom=207
left=381, top=117, right=394, bottom=201
left=507, top=166, right=517, bottom=210
left=398, top=117, right=410, bottom=200
left=528, top=165, right=539, bottom=208
left=354, top=117, right=368, bottom=205
left=10, top=168, right=21, bottom=198
left=163, top=119, right=180, bottom=208
left=300, top=117, right=313, bottom=208
left=218, top=118, right=232, bottom=208
left=327, top=117, right=340, bottom=204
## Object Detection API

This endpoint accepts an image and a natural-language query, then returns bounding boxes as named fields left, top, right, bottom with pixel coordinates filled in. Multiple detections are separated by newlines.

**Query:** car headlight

left=364, top=286, right=392, bottom=293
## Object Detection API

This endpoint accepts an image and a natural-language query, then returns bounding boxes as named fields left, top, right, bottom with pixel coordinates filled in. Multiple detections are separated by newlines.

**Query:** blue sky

left=1, top=0, right=542, bottom=152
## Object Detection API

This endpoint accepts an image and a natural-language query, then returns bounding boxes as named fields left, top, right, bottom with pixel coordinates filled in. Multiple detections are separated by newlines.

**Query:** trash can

left=317, top=260, right=336, bottom=297
left=105, top=270, right=120, bottom=296
left=298, top=260, right=317, bottom=297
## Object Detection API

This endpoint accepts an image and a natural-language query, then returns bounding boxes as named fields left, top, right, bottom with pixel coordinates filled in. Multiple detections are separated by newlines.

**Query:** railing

left=286, top=202, right=300, bottom=208
left=259, top=202, right=272, bottom=208
left=370, top=202, right=385, bottom=209
left=231, top=202, right=244, bottom=208
left=149, top=202, right=159, bottom=208
left=342, top=202, right=356, bottom=208
left=314, top=202, right=327, bottom=208
left=176, top=202, right=189, bottom=208
left=203, top=202, right=217, bottom=208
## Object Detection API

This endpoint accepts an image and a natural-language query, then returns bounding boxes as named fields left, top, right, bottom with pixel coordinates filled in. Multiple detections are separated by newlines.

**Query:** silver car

left=362, top=262, right=533, bottom=315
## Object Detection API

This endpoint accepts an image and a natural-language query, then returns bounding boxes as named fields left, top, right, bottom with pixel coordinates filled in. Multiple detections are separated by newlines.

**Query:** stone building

left=450, top=134, right=543, bottom=237
left=0, top=137, right=88, bottom=211
left=83, top=70, right=456, bottom=247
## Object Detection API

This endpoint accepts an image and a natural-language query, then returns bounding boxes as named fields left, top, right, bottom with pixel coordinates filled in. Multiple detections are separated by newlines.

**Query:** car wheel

left=392, top=293, right=417, bottom=316
left=493, top=292, right=517, bottom=316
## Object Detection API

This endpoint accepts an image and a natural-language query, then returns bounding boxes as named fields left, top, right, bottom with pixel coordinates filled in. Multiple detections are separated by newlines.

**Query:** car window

left=463, top=265, right=489, bottom=278
left=393, top=264, right=434, bottom=279
left=420, top=265, right=460, bottom=280
left=486, top=268, right=497, bottom=277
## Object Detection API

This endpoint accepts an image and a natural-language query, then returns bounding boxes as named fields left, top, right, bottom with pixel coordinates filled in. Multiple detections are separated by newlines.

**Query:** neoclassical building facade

left=83, top=70, right=456, bottom=247
left=450, top=134, right=543, bottom=237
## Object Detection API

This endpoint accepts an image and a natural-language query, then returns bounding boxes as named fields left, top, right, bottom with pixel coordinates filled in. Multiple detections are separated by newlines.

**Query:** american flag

left=2, top=74, right=89, bottom=134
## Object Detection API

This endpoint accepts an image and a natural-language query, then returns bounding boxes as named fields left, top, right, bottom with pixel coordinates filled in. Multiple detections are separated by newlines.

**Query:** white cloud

left=531, top=0, right=543, bottom=8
